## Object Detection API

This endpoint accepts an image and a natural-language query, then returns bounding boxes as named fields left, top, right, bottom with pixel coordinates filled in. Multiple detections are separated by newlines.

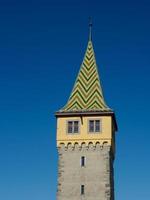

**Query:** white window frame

left=66, top=120, right=80, bottom=134
left=88, top=119, right=102, bottom=133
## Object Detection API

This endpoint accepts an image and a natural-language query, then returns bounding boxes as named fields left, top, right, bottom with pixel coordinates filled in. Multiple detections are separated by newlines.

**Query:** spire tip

left=89, top=17, right=92, bottom=41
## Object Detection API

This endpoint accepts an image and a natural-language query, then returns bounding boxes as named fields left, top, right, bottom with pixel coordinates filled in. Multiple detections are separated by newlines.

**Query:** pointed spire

left=89, top=17, right=92, bottom=41
left=59, top=22, right=111, bottom=113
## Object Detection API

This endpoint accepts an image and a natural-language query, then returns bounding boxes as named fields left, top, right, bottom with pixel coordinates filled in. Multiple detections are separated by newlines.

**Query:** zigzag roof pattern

left=60, top=39, right=111, bottom=112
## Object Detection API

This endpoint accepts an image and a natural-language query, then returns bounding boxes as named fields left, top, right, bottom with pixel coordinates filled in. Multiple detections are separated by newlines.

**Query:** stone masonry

left=57, top=143, right=114, bottom=200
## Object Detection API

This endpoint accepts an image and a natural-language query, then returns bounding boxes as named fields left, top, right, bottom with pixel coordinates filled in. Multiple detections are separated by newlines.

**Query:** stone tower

left=55, top=23, right=118, bottom=200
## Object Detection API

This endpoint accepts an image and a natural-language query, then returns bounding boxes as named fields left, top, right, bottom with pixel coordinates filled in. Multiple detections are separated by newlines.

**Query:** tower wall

left=55, top=28, right=118, bottom=200
left=57, top=115, right=113, bottom=147
left=57, top=143, right=114, bottom=200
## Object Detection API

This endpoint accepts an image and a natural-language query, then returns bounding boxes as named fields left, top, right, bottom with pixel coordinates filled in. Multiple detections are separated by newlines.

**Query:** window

left=67, top=121, right=79, bottom=134
left=89, top=120, right=101, bottom=133
left=81, top=156, right=85, bottom=167
left=89, top=120, right=94, bottom=132
left=74, top=121, right=79, bottom=133
left=68, top=121, right=73, bottom=133
left=81, top=185, right=85, bottom=195
left=95, top=120, right=100, bottom=132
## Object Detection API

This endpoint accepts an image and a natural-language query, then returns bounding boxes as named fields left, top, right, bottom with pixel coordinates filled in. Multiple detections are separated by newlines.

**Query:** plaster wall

left=57, top=116, right=112, bottom=146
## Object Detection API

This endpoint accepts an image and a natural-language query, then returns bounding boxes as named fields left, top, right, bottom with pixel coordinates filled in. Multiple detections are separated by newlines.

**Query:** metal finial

left=89, top=17, right=92, bottom=41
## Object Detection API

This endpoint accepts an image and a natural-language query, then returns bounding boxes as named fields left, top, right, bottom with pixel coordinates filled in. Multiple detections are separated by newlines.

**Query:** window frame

left=66, top=120, right=80, bottom=134
left=88, top=119, right=102, bottom=133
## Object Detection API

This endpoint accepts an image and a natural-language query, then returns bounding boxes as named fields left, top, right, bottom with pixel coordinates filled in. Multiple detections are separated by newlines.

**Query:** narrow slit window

left=81, top=156, right=85, bottom=167
left=81, top=185, right=85, bottom=195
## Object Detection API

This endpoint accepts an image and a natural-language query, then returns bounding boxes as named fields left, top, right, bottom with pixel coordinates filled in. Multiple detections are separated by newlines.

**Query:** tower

left=55, top=23, right=118, bottom=200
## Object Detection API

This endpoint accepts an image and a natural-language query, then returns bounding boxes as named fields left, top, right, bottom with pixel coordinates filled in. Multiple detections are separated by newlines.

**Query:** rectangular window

left=68, top=121, right=73, bottom=133
left=81, top=156, right=85, bottom=167
left=95, top=120, right=100, bottom=132
left=89, top=120, right=101, bottom=133
left=81, top=185, right=85, bottom=195
left=89, top=120, right=94, bottom=132
left=67, top=121, right=79, bottom=134
left=74, top=121, right=79, bottom=133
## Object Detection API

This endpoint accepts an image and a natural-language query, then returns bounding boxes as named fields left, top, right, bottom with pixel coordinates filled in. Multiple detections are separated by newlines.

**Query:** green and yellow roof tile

left=59, top=27, right=111, bottom=113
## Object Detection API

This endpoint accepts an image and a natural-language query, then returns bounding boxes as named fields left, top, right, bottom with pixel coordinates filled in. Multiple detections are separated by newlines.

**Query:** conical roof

left=59, top=37, right=111, bottom=113
left=59, top=23, right=112, bottom=112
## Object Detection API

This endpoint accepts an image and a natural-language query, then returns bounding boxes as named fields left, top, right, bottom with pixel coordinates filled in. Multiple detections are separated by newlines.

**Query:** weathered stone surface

left=57, top=144, right=114, bottom=200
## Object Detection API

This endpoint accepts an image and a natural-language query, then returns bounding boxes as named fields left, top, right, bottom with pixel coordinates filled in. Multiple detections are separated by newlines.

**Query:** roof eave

left=55, top=110, right=118, bottom=132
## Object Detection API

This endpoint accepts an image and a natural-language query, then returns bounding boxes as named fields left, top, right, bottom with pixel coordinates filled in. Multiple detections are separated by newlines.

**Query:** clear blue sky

left=0, top=0, right=150, bottom=199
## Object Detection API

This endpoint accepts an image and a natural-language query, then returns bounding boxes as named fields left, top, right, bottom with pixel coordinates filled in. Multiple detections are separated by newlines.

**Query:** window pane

left=89, top=120, right=94, bottom=132
left=95, top=120, right=100, bottom=132
left=74, top=121, right=79, bottom=133
left=68, top=121, right=73, bottom=133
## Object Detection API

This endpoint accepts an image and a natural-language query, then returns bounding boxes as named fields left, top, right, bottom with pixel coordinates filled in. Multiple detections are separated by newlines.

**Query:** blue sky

left=0, top=0, right=150, bottom=199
